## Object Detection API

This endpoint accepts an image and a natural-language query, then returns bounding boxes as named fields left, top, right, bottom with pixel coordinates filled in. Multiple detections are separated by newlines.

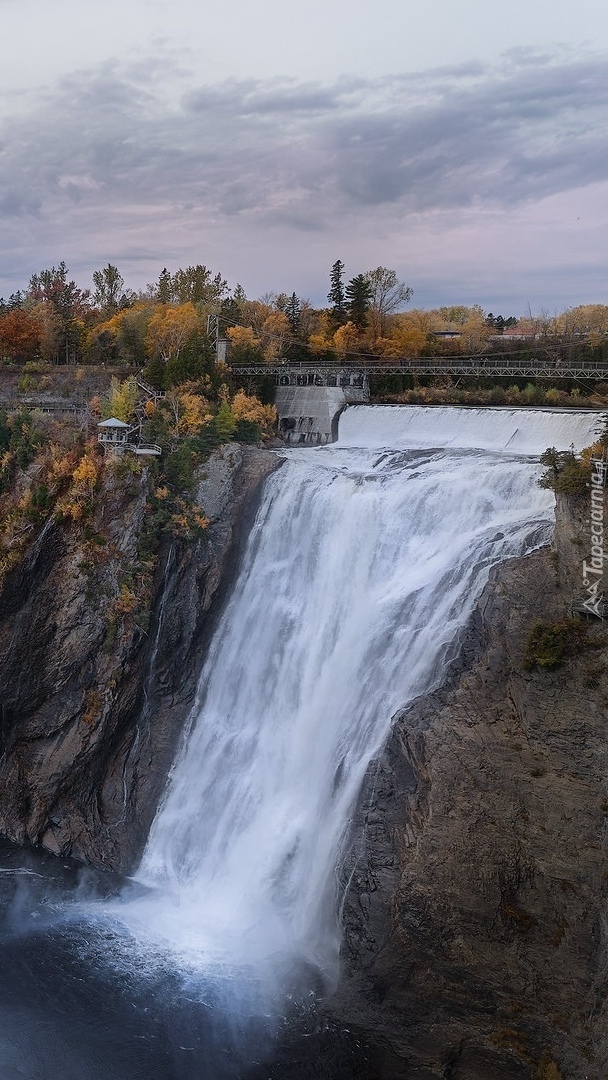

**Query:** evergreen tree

left=327, top=259, right=347, bottom=329
left=285, top=292, right=301, bottom=335
left=156, top=268, right=172, bottom=304
left=346, top=274, right=372, bottom=330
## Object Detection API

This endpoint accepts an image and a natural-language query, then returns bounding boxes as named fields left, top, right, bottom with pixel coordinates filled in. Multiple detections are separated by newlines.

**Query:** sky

left=0, top=0, right=607, bottom=316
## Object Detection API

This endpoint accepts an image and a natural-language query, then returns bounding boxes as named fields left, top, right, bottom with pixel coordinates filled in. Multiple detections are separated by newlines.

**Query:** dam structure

left=273, top=367, right=369, bottom=444
left=231, top=355, right=608, bottom=444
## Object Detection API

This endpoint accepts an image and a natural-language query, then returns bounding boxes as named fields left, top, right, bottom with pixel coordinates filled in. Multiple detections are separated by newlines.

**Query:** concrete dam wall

left=275, top=385, right=369, bottom=445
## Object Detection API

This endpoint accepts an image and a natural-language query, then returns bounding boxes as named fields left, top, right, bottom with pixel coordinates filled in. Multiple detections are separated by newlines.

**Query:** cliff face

left=334, top=492, right=608, bottom=1080
left=0, top=443, right=281, bottom=872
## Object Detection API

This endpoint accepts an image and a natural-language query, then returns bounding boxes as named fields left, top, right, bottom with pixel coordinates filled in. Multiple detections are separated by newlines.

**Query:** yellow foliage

left=178, top=391, right=212, bottom=435
left=581, top=442, right=607, bottom=467
left=227, top=325, right=258, bottom=348
left=56, top=496, right=85, bottom=521
left=102, top=376, right=138, bottom=423
left=145, top=303, right=199, bottom=362
left=155, top=486, right=170, bottom=500
left=231, top=391, right=277, bottom=432
left=333, top=322, right=360, bottom=357
left=308, top=333, right=331, bottom=355
left=144, top=399, right=157, bottom=417
left=261, top=311, right=291, bottom=361
left=193, top=511, right=210, bottom=530
left=377, top=326, right=427, bottom=357
left=72, top=455, right=99, bottom=489
left=114, top=584, right=138, bottom=615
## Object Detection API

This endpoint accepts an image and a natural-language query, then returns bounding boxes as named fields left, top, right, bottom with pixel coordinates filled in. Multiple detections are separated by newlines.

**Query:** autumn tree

left=145, top=303, right=200, bottom=366
left=364, top=267, right=412, bottom=340
left=164, top=389, right=212, bottom=439
left=260, top=310, right=291, bottom=362
left=333, top=322, right=361, bottom=358
left=0, top=309, right=42, bottom=362
left=231, top=390, right=276, bottom=435
left=27, top=262, right=90, bottom=363
left=226, top=325, right=263, bottom=364
left=92, top=264, right=127, bottom=315
left=101, top=376, right=139, bottom=423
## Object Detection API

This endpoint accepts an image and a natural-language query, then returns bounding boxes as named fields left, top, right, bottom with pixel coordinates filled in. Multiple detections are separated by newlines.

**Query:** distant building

left=501, top=324, right=539, bottom=341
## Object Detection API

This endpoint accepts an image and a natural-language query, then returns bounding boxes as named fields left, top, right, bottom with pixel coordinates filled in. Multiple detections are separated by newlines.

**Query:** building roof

left=97, top=417, right=130, bottom=428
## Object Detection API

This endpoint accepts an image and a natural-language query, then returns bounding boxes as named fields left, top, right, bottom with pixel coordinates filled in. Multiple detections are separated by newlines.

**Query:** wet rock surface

left=0, top=444, right=281, bottom=872
left=333, top=494, right=608, bottom=1078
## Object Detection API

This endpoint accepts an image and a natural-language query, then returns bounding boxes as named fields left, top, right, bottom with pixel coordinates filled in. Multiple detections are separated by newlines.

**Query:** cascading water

left=115, top=406, right=604, bottom=986
left=0, top=406, right=604, bottom=1080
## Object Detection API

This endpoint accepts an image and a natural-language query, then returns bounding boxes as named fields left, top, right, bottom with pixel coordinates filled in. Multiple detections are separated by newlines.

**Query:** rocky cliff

left=0, top=443, right=281, bottom=872
left=333, top=492, right=608, bottom=1079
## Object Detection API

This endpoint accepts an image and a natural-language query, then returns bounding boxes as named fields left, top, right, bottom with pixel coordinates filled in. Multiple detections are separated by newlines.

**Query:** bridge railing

left=230, top=357, right=608, bottom=379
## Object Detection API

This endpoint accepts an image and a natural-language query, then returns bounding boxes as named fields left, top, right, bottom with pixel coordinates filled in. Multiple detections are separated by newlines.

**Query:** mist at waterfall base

left=0, top=406, right=602, bottom=1078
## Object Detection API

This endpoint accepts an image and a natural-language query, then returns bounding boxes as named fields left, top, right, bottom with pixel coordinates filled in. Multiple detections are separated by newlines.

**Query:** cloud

left=0, top=48, right=607, bottom=306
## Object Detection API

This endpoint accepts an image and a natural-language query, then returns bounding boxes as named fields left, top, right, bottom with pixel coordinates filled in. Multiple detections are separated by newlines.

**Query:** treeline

left=1, top=259, right=608, bottom=382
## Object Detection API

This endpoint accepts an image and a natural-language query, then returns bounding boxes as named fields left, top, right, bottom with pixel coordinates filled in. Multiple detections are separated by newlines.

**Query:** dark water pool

left=0, top=841, right=375, bottom=1079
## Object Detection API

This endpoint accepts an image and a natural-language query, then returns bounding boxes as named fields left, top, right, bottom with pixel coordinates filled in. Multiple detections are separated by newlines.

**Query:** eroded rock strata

left=0, top=443, right=281, bottom=871
left=335, top=493, right=608, bottom=1079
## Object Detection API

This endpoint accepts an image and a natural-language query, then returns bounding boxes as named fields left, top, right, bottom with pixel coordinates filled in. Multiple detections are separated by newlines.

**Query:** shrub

left=539, top=447, right=591, bottom=496
left=523, top=618, right=587, bottom=670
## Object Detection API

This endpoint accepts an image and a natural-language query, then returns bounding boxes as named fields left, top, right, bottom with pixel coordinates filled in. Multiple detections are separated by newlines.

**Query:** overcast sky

left=1, top=0, right=607, bottom=315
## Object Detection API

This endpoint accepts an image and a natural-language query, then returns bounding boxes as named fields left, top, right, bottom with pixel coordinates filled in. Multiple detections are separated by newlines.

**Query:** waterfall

left=115, top=406, right=603, bottom=984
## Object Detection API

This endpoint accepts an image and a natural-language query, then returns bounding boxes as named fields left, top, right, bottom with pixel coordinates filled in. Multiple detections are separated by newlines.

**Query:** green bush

left=523, top=618, right=587, bottom=670
left=538, top=447, right=590, bottom=496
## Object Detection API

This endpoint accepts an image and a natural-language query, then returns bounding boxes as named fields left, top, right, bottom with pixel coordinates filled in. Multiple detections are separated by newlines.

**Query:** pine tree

left=327, top=260, right=347, bottom=329
left=285, top=292, right=301, bottom=335
left=346, top=274, right=372, bottom=330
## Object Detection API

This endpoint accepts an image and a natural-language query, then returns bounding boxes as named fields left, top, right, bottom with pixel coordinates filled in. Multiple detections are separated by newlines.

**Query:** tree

left=0, top=292, right=25, bottom=315
left=150, top=266, right=229, bottom=307
left=231, top=390, right=276, bottom=435
left=364, top=267, right=412, bottom=340
left=145, top=303, right=200, bottom=366
left=101, top=376, right=139, bottom=423
left=327, top=260, right=347, bottom=329
left=333, top=322, right=360, bottom=358
left=155, top=268, right=172, bottom=304
left=27, top=262, right=90, bottom=363
left=260, top=311, right=291, bottom=362
left=165, top=389, right=212, bottom=438
left=285, top=293, right=301, bottom=335
left=92, top=264, right=126, bottom=315
left=226, top=325, right=263, bottom=364
left=0, top=309, right=42, bottom=362
left=345, top=274, right=372, bottom=330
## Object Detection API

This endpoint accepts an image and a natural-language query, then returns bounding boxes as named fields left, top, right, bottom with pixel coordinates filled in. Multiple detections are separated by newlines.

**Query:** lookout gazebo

left=97, top=417, right=130, bottom=451
left=97, top=417, right=162, bottom=457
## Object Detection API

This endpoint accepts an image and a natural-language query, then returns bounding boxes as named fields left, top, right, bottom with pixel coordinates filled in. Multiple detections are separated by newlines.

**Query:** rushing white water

left=339, top=404, right=604, bottom=455
left=115, top=406, right=603, bottom=983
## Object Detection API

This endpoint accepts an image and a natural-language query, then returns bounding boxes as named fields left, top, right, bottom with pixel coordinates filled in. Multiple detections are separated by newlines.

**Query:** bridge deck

left=232, top=358, right=608, bottom=380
